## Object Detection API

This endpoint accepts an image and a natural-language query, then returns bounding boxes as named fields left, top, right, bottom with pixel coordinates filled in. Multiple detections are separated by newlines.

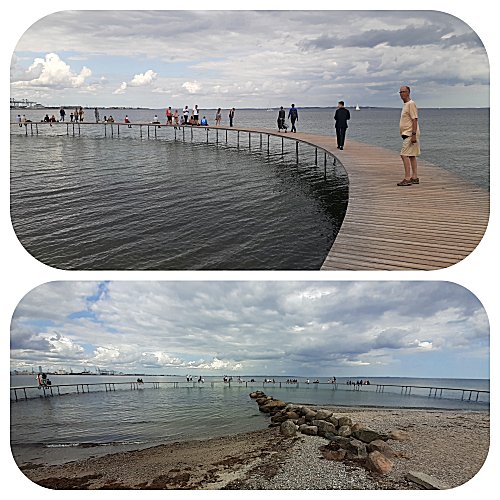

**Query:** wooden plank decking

left=237, top=127, right=489, bottom=271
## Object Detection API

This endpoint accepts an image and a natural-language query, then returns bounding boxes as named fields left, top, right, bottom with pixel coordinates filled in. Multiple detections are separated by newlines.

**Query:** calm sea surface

left=10, top=374, right=489, bottom=466
left=10, top=107, right=488, bottom=270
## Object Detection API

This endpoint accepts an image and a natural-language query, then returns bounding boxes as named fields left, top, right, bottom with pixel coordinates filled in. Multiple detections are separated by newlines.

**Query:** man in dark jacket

left=334, top=101, right=350, bottom=150
left=288, top=104, right=298, bottom=132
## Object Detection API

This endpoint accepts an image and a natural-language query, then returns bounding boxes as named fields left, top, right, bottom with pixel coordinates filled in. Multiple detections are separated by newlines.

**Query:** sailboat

left=355, top=104, right=361, bottom=111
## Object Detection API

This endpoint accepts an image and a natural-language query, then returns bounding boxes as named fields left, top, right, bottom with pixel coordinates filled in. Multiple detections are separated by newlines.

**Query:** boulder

left=345, top=439, right=368, bottom=460
left=312, top=420, right=337, bottom=437
left=285, top=411, right=300, bottom=420
left=351, top=428, right=387, bottom=443
left=295, top=416, right=306, bottom=426
left=304, top=409, right=318, bottom=422
left=315, top=409, right=333, bottom=421
left=367, top=439, right=398, bottom=459
left=280, top=420, right=297, bottom=437
left=327, top=416, right=339, bottom=426
left=249, top=391, right=265, bottom=399
left=328, top=436, right=351, bottom=449
left=299, top=425, right=318, bottom=436
left=366, top=451, right=393, bottom=475
left=271, top=413, right=289, bottom=424
left=256, top=396, right=272, bottom=406
left=337, top=425, right=352, bottom=437
left=337, top=416, right=352, bottom=427
left=259, top=399, right=287, bottom=413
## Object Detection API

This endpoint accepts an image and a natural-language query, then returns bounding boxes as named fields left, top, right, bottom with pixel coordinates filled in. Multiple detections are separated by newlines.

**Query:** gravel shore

left=18, top=407, right=489, bottom=490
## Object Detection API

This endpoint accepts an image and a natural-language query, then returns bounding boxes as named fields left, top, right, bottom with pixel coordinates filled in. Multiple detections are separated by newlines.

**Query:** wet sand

left=17, top=407, right=490, bottom=490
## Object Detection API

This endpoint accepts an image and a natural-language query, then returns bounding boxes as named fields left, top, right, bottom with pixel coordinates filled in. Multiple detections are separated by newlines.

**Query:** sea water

left=10, top=374, right=489, bottom=467
left=9, top=108, right=488, bottom=270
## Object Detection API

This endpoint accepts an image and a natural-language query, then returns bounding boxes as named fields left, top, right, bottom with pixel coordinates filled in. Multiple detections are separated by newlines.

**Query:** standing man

left=229, top=107, right=235, bottom=127
left=94, top=107, right=100, bottom=123
left=288, top=103, right=298, bottom=132
left=59, top=107, right=66, bottom=122
left=334, top=101, right=350, bottom=150
left=397, top=85, right=420, bottom=186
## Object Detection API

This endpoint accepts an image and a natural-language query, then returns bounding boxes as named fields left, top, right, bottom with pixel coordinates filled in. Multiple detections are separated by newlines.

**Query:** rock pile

left=249, top=391, right=410, bottom=475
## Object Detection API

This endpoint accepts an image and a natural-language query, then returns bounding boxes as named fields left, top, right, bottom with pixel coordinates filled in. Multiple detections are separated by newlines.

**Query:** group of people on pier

left=347, top=379, right=371, bottom=386
left=36, top=372, right=52, bottom=388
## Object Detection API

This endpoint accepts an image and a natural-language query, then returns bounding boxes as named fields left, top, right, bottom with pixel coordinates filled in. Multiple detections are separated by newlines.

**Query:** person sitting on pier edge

left=200, top=116, right=208, bottom=126
left=198, top=376, right=204, bottom=383
left=124, top=115, right=132, bottom=127
left=107, top=115, right=115, bottom=123
left=43, top=114, right=50, bottom=122
left=152, top=115, right=160, bottom=124
left=277, top=106, right=287, bottom=132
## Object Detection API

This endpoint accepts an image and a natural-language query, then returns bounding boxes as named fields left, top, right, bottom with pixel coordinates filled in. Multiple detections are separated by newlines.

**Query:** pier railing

left=10, top=380, right=489, bottom=404
left=10, top=121, right=343, bottom=180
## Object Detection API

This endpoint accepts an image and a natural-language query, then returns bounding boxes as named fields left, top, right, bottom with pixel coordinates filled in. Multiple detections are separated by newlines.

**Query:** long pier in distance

left=10, top=379, right=489, bottom=404
left=11, top=121, right=489, bottom=271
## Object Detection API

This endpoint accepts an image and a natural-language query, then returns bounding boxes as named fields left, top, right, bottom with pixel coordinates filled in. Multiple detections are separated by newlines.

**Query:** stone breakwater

left=249, top=391, right=410, bottom=477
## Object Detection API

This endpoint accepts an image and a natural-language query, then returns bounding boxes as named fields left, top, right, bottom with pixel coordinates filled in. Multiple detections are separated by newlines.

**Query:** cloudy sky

left=10, top=10, right=489, bottom=109
left=10, top=281, right=489, bottom=379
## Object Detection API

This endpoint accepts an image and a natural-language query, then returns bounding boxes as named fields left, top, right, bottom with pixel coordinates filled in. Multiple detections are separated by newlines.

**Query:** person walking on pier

left=277, top=106, right=287, bottom=132
left=397, top=85, right=420, bottom=186
left=94, top=108, right=100, bottom=123
left=229, top=107, right=235, bottom=127
left=288, top=104, right=298, bottom=132
left=59, top=107, right=66, bottom=122
left=334, top=101, right=350, bottom=150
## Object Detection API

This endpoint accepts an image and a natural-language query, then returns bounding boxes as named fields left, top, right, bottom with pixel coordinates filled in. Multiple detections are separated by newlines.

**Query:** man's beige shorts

left=401, top=137, right=420, bottom=157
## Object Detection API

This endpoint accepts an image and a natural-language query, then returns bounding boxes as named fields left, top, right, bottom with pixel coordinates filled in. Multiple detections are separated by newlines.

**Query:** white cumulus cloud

left=182, top=81, right=201, bottom=94
left=130, top=69, right=157, bottom=86
left=11, top=53, right=91, bottom=89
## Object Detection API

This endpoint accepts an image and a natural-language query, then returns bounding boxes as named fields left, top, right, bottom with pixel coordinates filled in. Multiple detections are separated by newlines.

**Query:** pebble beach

left=17, top=406, right=490, bottom=490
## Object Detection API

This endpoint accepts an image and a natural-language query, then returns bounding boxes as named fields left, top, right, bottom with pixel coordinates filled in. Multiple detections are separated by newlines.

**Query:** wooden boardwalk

left=233, top=127, right=489, bottom=270
left=11, top=122, right=489, bottom=270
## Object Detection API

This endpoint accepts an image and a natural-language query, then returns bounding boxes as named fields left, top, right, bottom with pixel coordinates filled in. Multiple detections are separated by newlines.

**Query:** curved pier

left=11, top=122, right=489, bottom=270
left=10, top=379, right=489, bottom=404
